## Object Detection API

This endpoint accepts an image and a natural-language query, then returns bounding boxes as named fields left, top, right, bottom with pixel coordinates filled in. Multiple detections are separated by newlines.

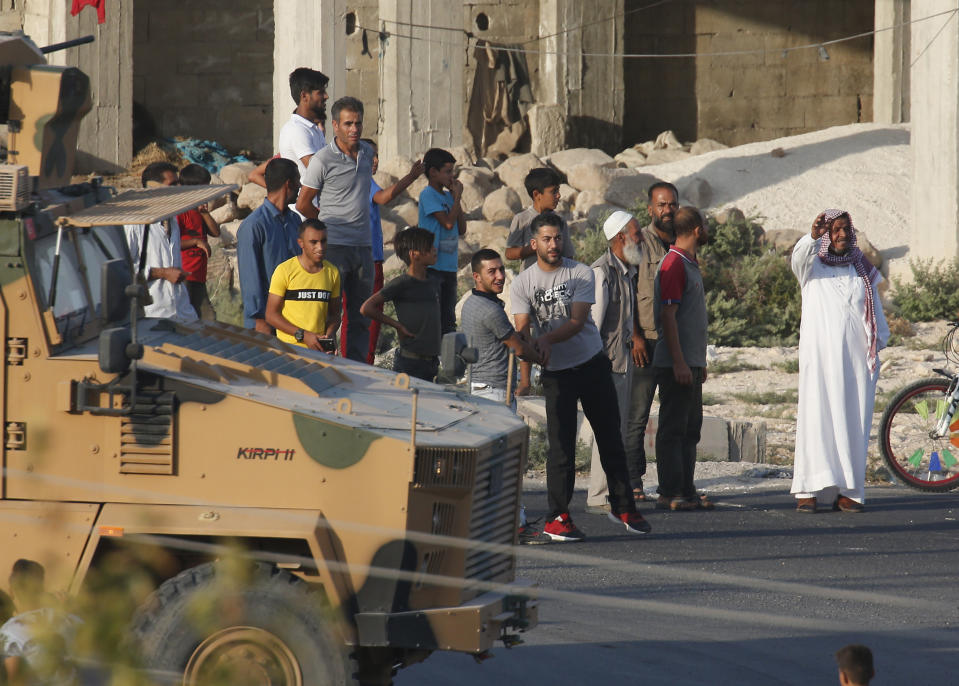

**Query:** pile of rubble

left=209, top=129, right=729, bottom=274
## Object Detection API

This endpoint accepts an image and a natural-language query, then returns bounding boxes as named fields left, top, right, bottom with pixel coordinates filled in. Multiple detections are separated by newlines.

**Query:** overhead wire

left=356, top=5, right=959, bottom=61
left=910, top=7, right=959, bottom=67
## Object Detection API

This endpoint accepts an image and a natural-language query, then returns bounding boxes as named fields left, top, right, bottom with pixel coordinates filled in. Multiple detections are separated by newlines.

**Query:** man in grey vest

left=653, top=207, right=710, bottom=511
left=585, top=211, right=643, bottom=514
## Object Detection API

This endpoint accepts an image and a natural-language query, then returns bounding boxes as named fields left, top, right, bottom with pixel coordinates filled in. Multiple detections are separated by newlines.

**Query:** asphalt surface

left=400, top=484, right=959, bottom=685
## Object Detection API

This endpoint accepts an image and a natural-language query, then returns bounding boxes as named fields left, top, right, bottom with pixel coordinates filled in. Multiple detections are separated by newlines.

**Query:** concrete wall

left=343, top=0, right=382, bottom=137
left=624, top=0, right=875, bottom=147
left=271, top=0, right=345, bottom=154
left=377, top=0, right=465, bottom=161
left=909, top=0, right=959, bottom=269
left=133, top=0, right=274, bottom=158
left=873, top=0, right=910, bottom=124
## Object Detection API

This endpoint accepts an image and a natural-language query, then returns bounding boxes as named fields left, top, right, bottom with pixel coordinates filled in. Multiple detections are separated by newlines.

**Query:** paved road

left=399, top=484, right=959, bottom=685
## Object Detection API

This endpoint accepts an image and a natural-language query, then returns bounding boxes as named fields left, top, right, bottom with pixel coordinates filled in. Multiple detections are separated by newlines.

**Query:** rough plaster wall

left=624, top=0, right=875, bottom=147
left=910, top=0, right=959, bottom=265
left=343, top=0, right=381, bottom=137
left=133, top=0, right=274, bottom=157
left=0, top=0, right=25, bottom=32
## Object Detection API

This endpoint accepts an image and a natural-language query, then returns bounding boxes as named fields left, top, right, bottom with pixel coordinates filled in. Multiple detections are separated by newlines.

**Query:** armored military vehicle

left=0, top=32, right=535, bottom=685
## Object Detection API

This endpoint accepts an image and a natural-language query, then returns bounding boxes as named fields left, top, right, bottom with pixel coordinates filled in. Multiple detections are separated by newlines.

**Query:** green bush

left=699, top=215, right=802, bottom=347
left=891, top=258, right=959, bottom=322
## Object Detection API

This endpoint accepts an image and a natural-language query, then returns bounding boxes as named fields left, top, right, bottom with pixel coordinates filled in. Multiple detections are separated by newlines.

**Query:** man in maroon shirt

left=176, top=163, right=221, bottom=320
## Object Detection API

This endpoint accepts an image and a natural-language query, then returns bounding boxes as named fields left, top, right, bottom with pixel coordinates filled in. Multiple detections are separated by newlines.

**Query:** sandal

left=633, top=488, right=649, bottom=502
left=696, top=493, right=715, bottom=510
left=669, top=498, right=698, bottom=512
left=795, top=497, right=817, bottom=513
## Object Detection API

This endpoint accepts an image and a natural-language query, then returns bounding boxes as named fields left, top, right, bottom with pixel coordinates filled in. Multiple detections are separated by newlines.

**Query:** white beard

left=622, top=240, right=643, bottom=265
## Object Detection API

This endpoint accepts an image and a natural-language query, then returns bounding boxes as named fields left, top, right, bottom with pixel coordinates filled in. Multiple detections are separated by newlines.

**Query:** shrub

left=891, top=258, right=959, bottom=322
left=700, top=214, right=802, bottom=347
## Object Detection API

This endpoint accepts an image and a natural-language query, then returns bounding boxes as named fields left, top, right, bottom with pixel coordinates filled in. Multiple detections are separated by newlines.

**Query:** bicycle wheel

left=879, top=377, right=959, bottom=492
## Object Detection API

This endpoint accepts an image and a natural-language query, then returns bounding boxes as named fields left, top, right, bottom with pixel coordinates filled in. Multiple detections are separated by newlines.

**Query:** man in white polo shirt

left=278, top=68, right=329, bottom=176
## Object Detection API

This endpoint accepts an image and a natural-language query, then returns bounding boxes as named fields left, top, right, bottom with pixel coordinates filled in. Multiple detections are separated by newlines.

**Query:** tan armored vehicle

left=0, top=32, right=535, bottom=685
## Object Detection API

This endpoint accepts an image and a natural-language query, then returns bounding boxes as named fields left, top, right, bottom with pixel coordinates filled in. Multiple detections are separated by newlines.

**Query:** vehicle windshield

left=29, top=224, right=130, bottom=347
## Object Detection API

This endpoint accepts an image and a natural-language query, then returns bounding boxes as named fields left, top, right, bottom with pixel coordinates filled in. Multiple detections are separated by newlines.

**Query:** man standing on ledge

left=296, top=96, right=374, bottom=362
left=653, top=206, right=710, bottom=512
left=511, top=212, right=650, bottom=541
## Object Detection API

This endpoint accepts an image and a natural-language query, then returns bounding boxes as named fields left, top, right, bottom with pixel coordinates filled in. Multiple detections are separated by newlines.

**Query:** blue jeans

left=325, top=244, right=373, bottom=362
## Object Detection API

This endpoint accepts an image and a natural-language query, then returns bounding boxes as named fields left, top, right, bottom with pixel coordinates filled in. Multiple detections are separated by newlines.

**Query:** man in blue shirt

left=237, top=158, right=302, bottom=332
left=418, top=147, right=465, bottom=334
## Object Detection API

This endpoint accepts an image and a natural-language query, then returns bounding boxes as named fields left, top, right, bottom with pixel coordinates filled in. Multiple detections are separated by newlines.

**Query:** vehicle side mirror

left=101, top=258, right=131, bottom=324
left=98, top=327, right=144, bottom=374
left=440, top=332, right=478, bottom=381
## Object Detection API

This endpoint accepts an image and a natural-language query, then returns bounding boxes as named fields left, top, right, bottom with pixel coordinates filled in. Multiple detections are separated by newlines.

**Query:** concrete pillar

left=873, top=0, right=910, bottom=123
left=272, top=0, right=347, bottom=152
left=910, top=0, right=959, bottom=266
left=19, top=0, right=131, bottom=172
left=377, top=0, right=464, bottom=161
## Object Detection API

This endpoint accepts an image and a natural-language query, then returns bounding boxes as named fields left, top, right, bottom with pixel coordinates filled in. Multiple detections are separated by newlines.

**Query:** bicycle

left=878, top=321, right=959, bottom=492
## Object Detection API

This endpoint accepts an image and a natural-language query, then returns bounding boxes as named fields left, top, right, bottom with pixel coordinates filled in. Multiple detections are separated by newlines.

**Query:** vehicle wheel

left=879, top=377, right=959, bottom=492
left=131, top=561, right=360, bottom=686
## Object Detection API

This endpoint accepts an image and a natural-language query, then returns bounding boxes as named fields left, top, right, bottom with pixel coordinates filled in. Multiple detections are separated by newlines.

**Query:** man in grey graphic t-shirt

left=510, top=212, right=649, bottom=543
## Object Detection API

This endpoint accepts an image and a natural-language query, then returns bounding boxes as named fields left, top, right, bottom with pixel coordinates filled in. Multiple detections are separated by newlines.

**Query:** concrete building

left=2, top=0, right=957, bottom=267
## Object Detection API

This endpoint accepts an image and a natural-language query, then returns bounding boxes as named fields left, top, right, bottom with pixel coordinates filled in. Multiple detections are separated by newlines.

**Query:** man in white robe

left=791, top=209, right=889, bottom=513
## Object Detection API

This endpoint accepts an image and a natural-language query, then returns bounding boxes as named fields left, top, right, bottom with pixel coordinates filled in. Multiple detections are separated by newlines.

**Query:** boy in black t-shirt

left=360, top=227, right=441, bottom=381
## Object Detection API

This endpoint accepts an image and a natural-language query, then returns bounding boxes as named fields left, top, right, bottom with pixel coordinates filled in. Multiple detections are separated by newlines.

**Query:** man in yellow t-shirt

left=266, top=219, right=342, bottom=351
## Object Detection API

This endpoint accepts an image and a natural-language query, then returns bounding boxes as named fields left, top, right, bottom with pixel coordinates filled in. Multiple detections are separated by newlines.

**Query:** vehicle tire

left=879, top=377, right=959, bottom=492
left=131, top=561, right=360, bottom=686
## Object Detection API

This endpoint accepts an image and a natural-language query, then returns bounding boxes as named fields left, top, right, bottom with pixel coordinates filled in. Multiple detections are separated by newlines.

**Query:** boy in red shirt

left=176, top=164, right=221, bottom=320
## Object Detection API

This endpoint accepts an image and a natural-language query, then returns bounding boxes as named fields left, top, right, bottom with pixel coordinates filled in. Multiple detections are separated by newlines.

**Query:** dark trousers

left=326, top=245, right=373, bottom=363
left=625, top=337, right=658, bottom=486
left=654, top=366, right=704, bottom=499
left=393, top=353, right=438, bottom=382
left=367, top=260, right=384, bottom=364
left=186, top=280, right=216, bottom=321
left=427, top=268, right=458, bottom=335
left=541, top=353, right=636, bottom=519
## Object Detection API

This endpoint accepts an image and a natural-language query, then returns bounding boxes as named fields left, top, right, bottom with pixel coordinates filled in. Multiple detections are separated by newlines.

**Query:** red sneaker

left=608, top=511, right=652, bottom=534
left=542, top=513, right=586, bottom=542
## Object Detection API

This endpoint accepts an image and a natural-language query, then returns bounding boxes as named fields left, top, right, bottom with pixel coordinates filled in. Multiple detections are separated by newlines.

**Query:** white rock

left=605, top=172, right=661, bottom=209
left=400, top=175, right=429, bottom=203
left=690, top=138, right=728, bottom=156
left=466, top=220, right=510, bottom=251
left=210, top=198, right=239, bottom=224
left=380, top=217, right=400, bottom=247
left=644, top=149, right=692, bottom=165
left=449, top=145, right=476, bottom=169
left=459, top=168, right=499, bottom=214
left=374, top=170, right=399, bottom=189
left=236, top=182, right=267, bottom=211
left=559, top=183, right=578, bottom=205
left=383, top=200, right=419, bottom=228
left=614, top=148, right=648, bottom=167
left=213, top=219, right=242, bottom=248
left=379, top=155, right=415, bottom=180
left=218, top=161, right=256, bottom=187
left=383, top=253, right=406, bottom=273
left=587, top=203, right=622, bottom=226
left=677, top=176, right=714, bottom=208
left=495, top=153, right=544, bottom=206
left=482, top=187, right=523, bottom=223
left=549, top=148, right=615, bottom=176
left=760, top=229, right=804, bottom=254
left=654, top=130, right=686, bottom=150
left=636, top=141, right=657, bottom=156
left=573, top=189, right=606, bottom=219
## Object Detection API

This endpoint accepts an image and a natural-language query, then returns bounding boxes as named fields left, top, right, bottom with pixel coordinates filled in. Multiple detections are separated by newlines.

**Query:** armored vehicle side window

left=76, top=225, right=128, bottom=316
left=31, top=231, right=89, bottom=323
